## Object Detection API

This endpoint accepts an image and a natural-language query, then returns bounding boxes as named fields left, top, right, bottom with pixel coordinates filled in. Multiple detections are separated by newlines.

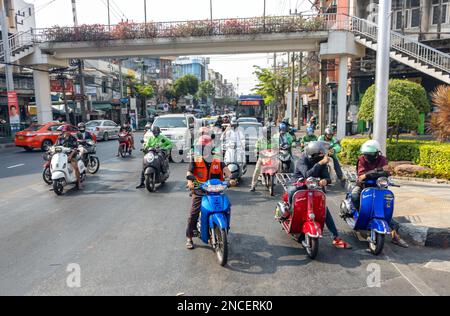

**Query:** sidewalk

left=390, top=180, right=450, bottom=248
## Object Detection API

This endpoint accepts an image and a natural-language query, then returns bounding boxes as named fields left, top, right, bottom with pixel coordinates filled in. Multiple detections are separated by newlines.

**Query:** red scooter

left=259, top=149, right=279, bottom=196
left=118, top=132, right=132, bottom=158
left=275, top=176, right=326, bottom=259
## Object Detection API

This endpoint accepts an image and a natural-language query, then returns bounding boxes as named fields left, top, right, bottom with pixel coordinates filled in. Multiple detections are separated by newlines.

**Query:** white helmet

left=361, top=140, right=381, bottom=154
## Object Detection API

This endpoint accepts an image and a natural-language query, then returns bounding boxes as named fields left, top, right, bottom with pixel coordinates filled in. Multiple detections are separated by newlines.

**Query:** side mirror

left=186, top=175, right=196, bottom=181
left=211, top=134, right=216, bottom=140
left=140, top=139, right=144, bottom=144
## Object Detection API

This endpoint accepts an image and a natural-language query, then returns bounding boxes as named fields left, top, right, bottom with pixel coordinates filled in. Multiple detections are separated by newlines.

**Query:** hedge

left=339, top=138, right=450, bottom=179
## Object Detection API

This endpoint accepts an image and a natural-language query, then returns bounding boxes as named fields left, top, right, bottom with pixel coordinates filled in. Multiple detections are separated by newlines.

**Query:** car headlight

left=377, top=177, right=389, bottom=188
left=146, top=152, right=155, bottom=163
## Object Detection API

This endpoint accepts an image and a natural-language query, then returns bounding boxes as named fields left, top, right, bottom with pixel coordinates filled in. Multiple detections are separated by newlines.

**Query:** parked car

left=237, top=117, right=258, bottom=124
left=14, top=122, right=81, bottom=152
left=151, top=114, right=197, bottom=154
left=86, top=120, right=120, bottom=141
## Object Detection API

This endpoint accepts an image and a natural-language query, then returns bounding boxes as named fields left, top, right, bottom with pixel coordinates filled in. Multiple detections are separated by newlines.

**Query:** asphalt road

left=1, top=138, right=449, bottom=296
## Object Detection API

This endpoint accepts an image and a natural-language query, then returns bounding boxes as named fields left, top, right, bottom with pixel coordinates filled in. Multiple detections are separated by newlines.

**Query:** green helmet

left=360, top=140, right=381, bottom=154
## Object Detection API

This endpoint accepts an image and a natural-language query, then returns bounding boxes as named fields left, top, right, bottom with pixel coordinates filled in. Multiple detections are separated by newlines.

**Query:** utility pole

left=290, top=52, right=296, bottom=125
left=144, top=0, right=147, bottom=25
left=210, top=0, right=213, bottom=21
left=107, top=0, right=111, bottom=31
left=373, top=0, right=392, bottom=154
left=263, top=0, right=266, bottom=30
left=273, top=53, right=277, bottom=122
left=437, top=0, right=443, bottom=40
left=297, top=52, right=303, bottom=128
left=0, top=0, right=14, bottom=96
left=119, top=60, right=125, bottom=125
left=58, top=73, right=70, bottom=124
left=71, top=0, right=87, bottom=122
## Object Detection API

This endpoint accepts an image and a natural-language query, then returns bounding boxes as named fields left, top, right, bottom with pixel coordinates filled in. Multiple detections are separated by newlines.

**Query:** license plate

left=18, top=136, right=24, bottom=140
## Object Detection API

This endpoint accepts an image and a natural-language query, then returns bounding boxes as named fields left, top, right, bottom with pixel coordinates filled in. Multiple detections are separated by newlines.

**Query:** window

left=432, top=0, right=449, bottom=25
left=411, top=8, right=421, bottom=27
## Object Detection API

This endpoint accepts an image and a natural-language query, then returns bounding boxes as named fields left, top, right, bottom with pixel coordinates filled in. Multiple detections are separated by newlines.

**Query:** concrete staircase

left=350, top=16, right=450, bottom=84
left=0, top=31, right=35, bottom=70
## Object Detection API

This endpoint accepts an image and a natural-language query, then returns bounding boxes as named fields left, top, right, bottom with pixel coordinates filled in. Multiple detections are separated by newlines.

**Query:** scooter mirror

left=140, top=139, right=144, bottom=144
left=186, top=175, right=196, bottom=181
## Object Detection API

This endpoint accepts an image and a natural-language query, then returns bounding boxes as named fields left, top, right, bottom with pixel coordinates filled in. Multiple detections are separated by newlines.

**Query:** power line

left=110, top=0, right=127, bottom=20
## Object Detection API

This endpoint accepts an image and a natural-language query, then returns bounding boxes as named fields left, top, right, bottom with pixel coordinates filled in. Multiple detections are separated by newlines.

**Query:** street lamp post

left=144, top=0, right=147, bottom=25
left=210, top=0, right=213, bottom=21
left=373, top=0, right=392, bottom=154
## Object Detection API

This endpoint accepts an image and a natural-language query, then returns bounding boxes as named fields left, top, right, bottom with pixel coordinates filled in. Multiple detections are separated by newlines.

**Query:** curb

left=393, top=218, right=450, bottom=249
left=0, top=143, right=15, bottom=152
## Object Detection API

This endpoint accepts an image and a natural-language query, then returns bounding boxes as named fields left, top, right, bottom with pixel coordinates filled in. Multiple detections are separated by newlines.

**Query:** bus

left=236, top=95, right=265, bottom=122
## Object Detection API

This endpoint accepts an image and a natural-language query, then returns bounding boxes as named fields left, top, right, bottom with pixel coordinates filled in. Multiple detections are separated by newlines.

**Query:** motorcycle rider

left=318, top=127, right=345, bottom=184
left=250, top=127, right=273, bottom=192
left=273, top=122, right=294, bottom=149
left=221, top=118, right=245, bottom=161
left=136, top=126, right=173, bottom=189
left=56, top=129, right=82, bottom=189
left=214, top=116, right=223, bottom=129
left=350, top=140, right=408, bottom=248
left=76, top=123, right=94, bottom=162
left=287, top=141, right=351, bottom=249
left=116, top=123, right=135, bottom=157
left=300, top=126, right=318, bottom=149
left=185, top=137, right=236, bottom=250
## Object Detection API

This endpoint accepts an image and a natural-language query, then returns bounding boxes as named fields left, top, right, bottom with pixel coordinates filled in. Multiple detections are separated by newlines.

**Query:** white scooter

left=223, top=141, right=247, bottom=183
left=51, top=146, right=87, bottom=196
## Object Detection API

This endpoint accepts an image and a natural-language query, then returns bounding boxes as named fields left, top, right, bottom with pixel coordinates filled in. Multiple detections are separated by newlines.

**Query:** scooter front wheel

left=53, top=180, right=64, bottom=196
left=269, top=175, right=275, bottom=196
left=213, top=226, right=228, bottom=267
left=145, top=173, right=156, bottom=192
left=87, top=156, right=100, bottom=174
left=304, top=235, right=319, bottom=260
left=369, top=231, right=385, bottom=256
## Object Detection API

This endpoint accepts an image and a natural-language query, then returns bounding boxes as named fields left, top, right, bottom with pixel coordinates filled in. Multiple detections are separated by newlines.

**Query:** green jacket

left=318, top=135, right=341, bottom=156
left=144, top=134, right=173, bottom=151
left=272, top=133, right=294, bottom=149
left=301, top=134, right=318, bottom=146
left=256, top=138, right=273, bottom=152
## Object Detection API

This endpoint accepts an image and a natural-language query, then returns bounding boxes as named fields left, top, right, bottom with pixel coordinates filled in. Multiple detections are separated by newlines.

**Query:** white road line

left=7, top=164, right=24, bottom=169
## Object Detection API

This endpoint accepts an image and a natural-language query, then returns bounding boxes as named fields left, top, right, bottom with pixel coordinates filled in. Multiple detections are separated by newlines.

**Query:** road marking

left=424, top=260, right=450, bottom=273
left=7, top=164, right=24, bottom=169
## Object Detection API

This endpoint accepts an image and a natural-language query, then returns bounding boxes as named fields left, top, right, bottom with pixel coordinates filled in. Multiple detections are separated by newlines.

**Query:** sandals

left=186, top=239, right=194, bottom=250
left=333, top=238, right=352, bottom=249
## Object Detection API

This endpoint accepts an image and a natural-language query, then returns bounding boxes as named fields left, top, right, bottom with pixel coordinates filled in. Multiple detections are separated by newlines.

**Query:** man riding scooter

left=76, top=123, right=94, bottom=161
left=300, top=126, right=318, bottom=150
left=136, top=126, right=173, bottom=189
left=55, top=129, right=82, bottom=189
left=185, top=138, right=236, bottom=250
left=349, top=140, right=408, bottom=248
left=273, top=122, right=295, bottom=173
left=287, top=141, right=351, bottom=249
left=116, top=123, right=135, bottom=157
left=318, top=127, right=345, bottom=185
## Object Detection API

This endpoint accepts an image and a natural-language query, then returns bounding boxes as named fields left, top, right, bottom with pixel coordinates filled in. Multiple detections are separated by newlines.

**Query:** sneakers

left=249, top=186, right=256, bottom=192
left=136, top=183, right=145, bottom=189
left=391, top=232, right=409, bottom=248
left=333, top=237, right=352, bottom=249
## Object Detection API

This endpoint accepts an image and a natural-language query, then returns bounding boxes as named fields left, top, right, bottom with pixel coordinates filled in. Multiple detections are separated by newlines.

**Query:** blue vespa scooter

left=340, top=175, right=399, bottom=255
left=188, top=176, right=231, bottom=266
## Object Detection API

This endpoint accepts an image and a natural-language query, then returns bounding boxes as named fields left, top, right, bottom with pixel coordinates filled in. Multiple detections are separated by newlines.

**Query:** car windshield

left=238, top=118, right=258, bottom=123
left=240, top=124, right=262, bottom=138
left=24, top=125, right=43, bottom=131
left=86, top=121, right=101, bottom=127
left=154, top=117, right=187, bottom=128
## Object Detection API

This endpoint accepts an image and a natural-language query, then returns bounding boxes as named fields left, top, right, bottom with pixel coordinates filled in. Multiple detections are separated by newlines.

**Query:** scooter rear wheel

left=214, top=226, right=228, bottom=267
left=119, top=145, right=126, bottom=158
left=43, top=167, right=52, bottom=185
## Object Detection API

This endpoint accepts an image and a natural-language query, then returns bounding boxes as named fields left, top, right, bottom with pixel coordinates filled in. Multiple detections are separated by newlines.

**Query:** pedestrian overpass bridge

left=2, top=14, right=449, bottom=138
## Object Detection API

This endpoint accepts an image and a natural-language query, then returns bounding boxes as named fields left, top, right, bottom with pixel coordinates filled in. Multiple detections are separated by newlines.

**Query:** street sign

left=121, top=107, right=128, bottom=115
left=120, top=97, right=129, bottom=104
left=50, top=80, right=74, bottom=93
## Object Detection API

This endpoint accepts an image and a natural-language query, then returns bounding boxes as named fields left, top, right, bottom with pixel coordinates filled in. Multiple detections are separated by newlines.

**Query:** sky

left=28, top=0, right=314, bottom=94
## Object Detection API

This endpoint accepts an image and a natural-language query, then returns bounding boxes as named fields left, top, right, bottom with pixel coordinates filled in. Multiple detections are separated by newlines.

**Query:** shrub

left=339, top=138, right=450, bottom=179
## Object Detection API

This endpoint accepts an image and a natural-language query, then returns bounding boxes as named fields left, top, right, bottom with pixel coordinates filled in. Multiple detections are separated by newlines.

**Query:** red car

left=15, top=122, right=96, bottom=152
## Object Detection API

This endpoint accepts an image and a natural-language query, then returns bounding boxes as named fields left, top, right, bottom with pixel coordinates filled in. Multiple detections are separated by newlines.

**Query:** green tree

left=173, top=75, right=199, bottom=100
left=359, top=89, right=420, bottom=141
left=135, top=84, right=155, bottom=116
left=198, top=80, right=216, bottom=101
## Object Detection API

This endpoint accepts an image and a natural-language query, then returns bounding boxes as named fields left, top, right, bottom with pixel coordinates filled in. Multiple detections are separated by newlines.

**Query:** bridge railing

left=350, top=15, right=450, bottom=74
left=32, top=14, right=349, bottom=43
left=0, top=30, right=34, bottom=61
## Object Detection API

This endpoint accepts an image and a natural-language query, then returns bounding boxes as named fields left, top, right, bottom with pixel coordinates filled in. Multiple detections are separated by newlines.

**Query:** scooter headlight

left=377, top=177, right=389, bottom=188
left=306, top=177, right=319, bottom=190
left=146, top=152, right=155, bottom=164
left=204, top=184, right=227, bottom=193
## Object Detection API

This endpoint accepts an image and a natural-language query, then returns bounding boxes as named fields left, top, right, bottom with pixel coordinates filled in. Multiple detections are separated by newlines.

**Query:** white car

left=151, top=114, right=196, bottom=153
left=86, top=120, right=120, bottom=141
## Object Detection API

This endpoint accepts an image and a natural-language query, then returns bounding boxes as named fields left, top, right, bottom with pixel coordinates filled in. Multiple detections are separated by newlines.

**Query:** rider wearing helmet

left=318, top=127, right=344, bottom=183
left=185, top=138, right=236, bottom=250
left=300, top=126, right=318, bottom=149
left=136, top=126, right=173, bottom=189
left=55, top=127, right=82, bottom=189
left=287, top=141, right=351, bottom=249
left=272, top=122, right=294, bottom=151
left=351, top=140, right=408, bottom=248
left=120, top=123, right=135, bottom=150
left=76, top=123, right=93, bottom=141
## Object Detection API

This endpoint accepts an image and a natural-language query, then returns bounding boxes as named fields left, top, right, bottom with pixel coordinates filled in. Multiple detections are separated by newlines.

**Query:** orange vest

left=193, top=156, right=224, bottom=183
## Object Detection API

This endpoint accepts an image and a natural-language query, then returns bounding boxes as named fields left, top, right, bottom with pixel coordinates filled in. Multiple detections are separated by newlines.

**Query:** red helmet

left=196, top=135, right=212, bottom=146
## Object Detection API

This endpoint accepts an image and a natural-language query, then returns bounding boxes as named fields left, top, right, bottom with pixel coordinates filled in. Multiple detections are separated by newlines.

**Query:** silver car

left=86, top=120, right=120, bottom=141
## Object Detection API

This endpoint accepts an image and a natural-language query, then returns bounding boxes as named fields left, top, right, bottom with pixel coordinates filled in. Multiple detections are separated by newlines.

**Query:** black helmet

left=78, top=123, right=86, bottom=132
left=152, top=125, right=161, bottom=137
left=305, top=141, right=327, bottom=164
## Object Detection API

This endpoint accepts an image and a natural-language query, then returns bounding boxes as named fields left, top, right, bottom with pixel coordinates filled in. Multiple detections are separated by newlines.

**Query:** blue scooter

left=188, top=176, right=231, bottom=266
left=340, top=176, right=399, bottom=255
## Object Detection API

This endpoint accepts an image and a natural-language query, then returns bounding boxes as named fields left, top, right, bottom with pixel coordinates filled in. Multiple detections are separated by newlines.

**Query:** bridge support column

left=33, top=66, right=53, bottom=124
left=337, top=56, right=349, bottom=139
